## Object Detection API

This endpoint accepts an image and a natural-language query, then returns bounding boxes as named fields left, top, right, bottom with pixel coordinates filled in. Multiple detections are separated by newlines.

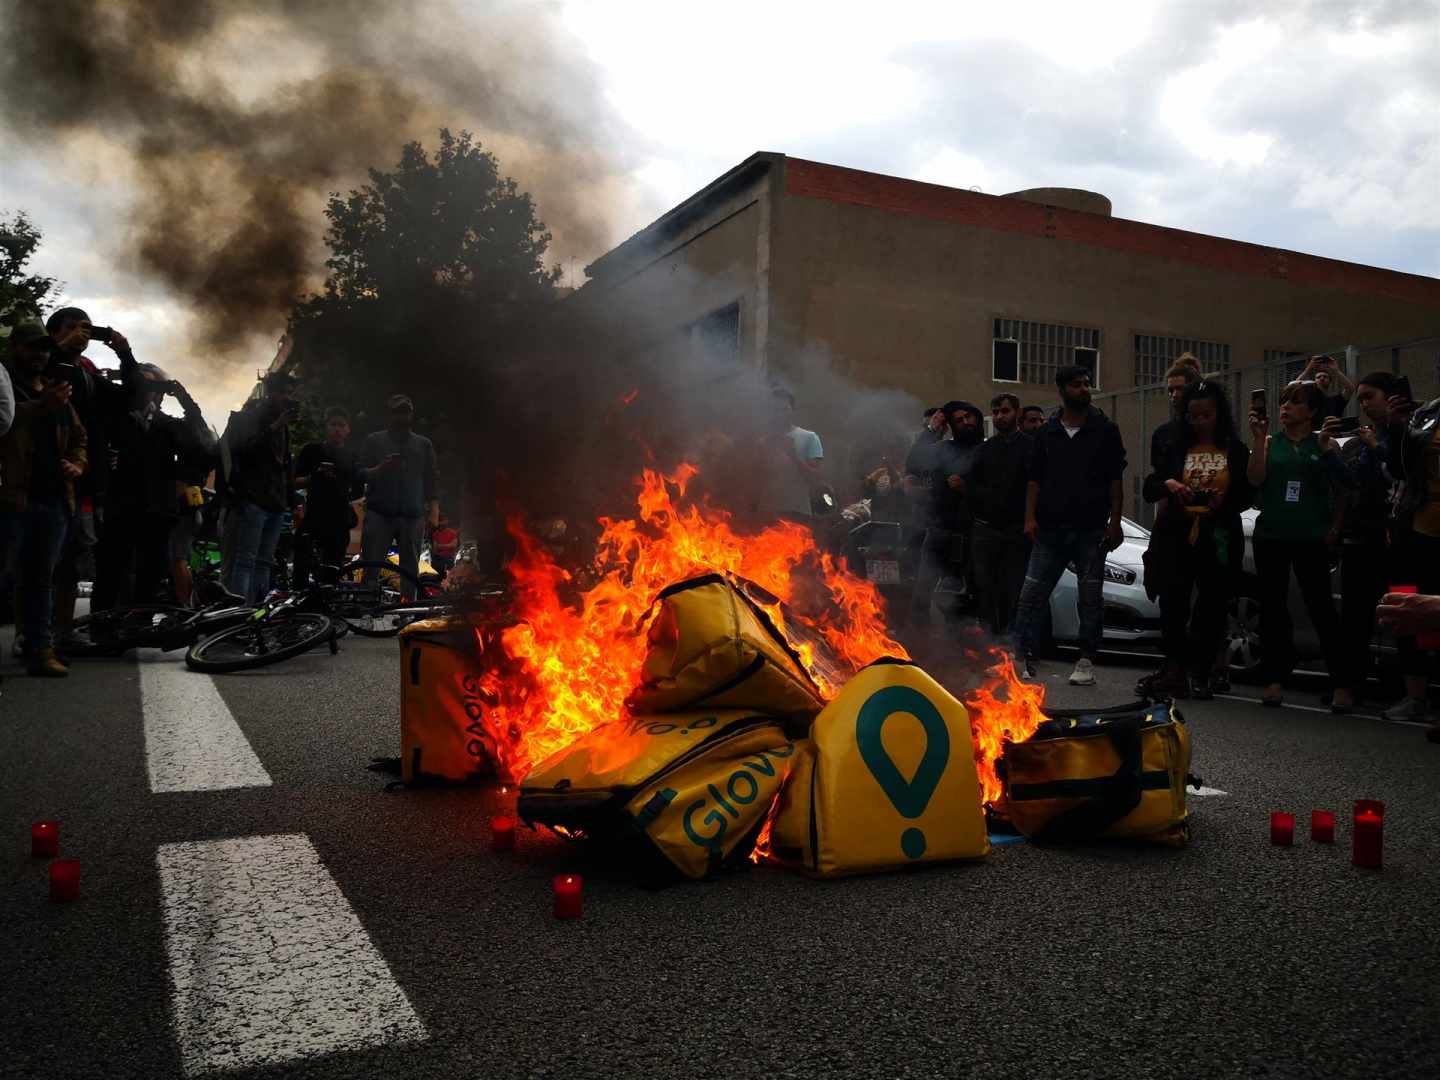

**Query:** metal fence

left=1094, top=336, right=1440, bottom=526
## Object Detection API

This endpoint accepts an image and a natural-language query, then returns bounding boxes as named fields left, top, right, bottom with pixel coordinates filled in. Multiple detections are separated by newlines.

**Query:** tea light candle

left=1310, top=810, right=1335, bottom=844
left=1353, top=799, right=1384, bottom=869
left=49, top=858, right=80, bottom=902
left=31, top=821, right=59, bottom=858
left=1270, top=811, right=1294, bottom=846
left=491, top=815, right=516, bottom=852
left=553, top=873, right=583, bottom=919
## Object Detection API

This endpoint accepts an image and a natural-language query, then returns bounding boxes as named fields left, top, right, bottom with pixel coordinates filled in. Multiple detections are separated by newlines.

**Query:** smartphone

left=1250, top=388, right=1267, bottom=419
left=88, top=325, right=115, bottom=345
left=1331, top=416, right=1362, bottom=434
left=1395, top=375, right=1413, bottom=403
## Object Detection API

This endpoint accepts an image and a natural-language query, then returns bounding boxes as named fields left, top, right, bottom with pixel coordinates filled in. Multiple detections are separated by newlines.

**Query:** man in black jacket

left=967, top=393, right=1032, bottom=636
left=904, top=399, right=982, bottom=629
left=224, top=372, right=297, bottom=603
left=1014, top=366, right=1127, bottom=684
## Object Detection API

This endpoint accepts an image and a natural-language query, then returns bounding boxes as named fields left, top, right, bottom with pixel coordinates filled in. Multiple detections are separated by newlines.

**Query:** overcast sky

left=2, top=0, right=1436, bottom=423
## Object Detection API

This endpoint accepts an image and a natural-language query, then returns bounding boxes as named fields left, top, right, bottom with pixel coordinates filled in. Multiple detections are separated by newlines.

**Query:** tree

left=288, top=129, right=561, bottom=421
left=0, top=210, right=60, bottom=330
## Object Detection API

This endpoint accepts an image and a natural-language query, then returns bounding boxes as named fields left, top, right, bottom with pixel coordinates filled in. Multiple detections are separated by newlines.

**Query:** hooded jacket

left=0, top=362, right=89, bottom=513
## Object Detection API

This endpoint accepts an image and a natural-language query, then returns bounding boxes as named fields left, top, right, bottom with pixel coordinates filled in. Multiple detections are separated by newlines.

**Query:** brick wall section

left=783, top=158, right=1440, bottom=309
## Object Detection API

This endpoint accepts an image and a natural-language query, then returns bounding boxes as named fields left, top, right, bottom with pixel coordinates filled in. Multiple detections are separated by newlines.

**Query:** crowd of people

left=0, top=312, right=443, bottom=686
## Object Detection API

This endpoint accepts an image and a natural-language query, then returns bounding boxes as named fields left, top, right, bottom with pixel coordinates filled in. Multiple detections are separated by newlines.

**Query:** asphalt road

left=3, top=621, right=1439, bottom=1080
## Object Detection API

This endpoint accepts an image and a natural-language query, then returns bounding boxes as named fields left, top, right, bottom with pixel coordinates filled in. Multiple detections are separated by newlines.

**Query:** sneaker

left=1190, top=674, right=1214, bottom=701
left=1384, top=697, right=1433, bottom=723
left=26, top=648, right=69, bottom=678
left=1023, top=653, right=1039, bottom=679
left=1210, top=670, right=1231, bottom=694
left=1068, top=658, right=1097, bottom=686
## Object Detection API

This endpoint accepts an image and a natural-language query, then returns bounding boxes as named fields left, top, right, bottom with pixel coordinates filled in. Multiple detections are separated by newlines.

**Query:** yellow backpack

left=997, top=701, right=1191, bottom=846
left=626, top=574, right=825, bottom=718
left=768, top=659, right=989, bottom=877
left=398, top=618, right=497, bottom=784
left=519, top=711, right=795, bottom=881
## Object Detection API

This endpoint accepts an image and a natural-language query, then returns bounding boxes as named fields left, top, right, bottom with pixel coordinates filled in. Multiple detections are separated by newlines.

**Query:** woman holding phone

left=1246, top=380, right=1355, bottom=709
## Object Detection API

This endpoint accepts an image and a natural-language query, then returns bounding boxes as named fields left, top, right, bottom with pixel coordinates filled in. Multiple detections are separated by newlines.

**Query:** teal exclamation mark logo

left=855, top=686, right=951, bottom=859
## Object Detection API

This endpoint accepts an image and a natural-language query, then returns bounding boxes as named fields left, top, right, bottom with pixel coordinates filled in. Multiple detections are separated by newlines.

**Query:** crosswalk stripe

left=139, top=650, right=272, bottom=793
left=157, top=833, right=427, bottom=1075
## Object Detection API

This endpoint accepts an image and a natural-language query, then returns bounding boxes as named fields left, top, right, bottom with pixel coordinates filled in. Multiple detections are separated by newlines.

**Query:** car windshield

left=1122, top=517, right=1148, bottom=540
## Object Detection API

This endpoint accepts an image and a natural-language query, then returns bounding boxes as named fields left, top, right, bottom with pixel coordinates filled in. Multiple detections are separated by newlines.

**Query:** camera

left=1250, top=387, right=1267, bottom=420
left=89, top=325, right=115, bottom=345
left=1331, top=416, right=1362, bottom=434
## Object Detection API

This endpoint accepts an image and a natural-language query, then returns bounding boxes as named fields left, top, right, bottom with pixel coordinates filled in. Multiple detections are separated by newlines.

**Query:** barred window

left=992, top=318, right=1102, bottom=388
left=1264, top=349, right=1309, bottom=381
left=1134, top=334, right=1231, bottom=384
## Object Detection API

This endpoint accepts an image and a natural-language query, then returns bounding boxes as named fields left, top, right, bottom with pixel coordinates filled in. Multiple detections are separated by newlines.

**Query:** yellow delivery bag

left=519, top=710, right=794, bottom=880
left=626, top=574, right=825, bottom=718
left=769, top=658, right=989, bottom=877
left=398, top=617, right=498, bottom=784
left=997, top=701, right=1191, bottom=845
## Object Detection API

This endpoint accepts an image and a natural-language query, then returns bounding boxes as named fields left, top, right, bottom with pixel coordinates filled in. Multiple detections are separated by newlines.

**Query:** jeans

left=0, top=499, right=70, bottom=650
left=971, top=520, right=1028, bottom=636
left=908, top=525, right=962, bottom=626
left=1159, top=526, right=1231, bottom=675
left=1252, top=538, right=1345, bottom=688
left=1016, top=526, right=1106, bottom=659
left=362, top=509, right=424, bottom=600
left=294, top=526, right=350, bottom=588
left=227, top=502, right=285, bottom=604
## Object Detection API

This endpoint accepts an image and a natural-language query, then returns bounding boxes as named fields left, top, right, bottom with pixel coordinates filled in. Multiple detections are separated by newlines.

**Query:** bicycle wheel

left=64, top=604, right=190, bottom=657
left=343, top=598, right=452, bottom=637
left=185, top=612, right=339, bottom=673
left=327, top=560, right=429, bottom=636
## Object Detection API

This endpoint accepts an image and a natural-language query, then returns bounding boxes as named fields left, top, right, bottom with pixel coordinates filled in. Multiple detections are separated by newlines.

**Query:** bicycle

left=319, top=556, right=449, bottom=637
left=63, top=583, right=256, bottom=659
left=184, top=586, right=347, bottom=673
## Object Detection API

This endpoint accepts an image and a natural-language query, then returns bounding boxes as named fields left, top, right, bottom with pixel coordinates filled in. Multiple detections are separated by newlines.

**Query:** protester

left=294, top=406, right=361, bottom=586
left=1382, top=382, right=1440, bottom=726
left=170, top=409, right=218, bottom=608
left=1150, top=359, right=1200, bottom=482
left=966, top=393, right=1032, bottom=636
left=224, top=371, right=297, bottom=603
left=1334, top=372, right=1399, bottom=699
left=91, top=365, right=215, bottom=611
left=430, top=512, right=459, bottom=577
left=1141, top=380, right=1251, bottom=699
left=0, top=361, right=13, bottom=437
left=1019, top=405, right=1045, bottom=434
left=763, top=389, right=825, bottom=522
left=1296, top=354, right=1353, bottom=428
left=1246, top=380, right=1353, bottom=709
left=910, top=406, right=944, bottom=446
left=1014, top=366, right=1127, bottom=685
left=361, top=394, right=440, bottom=600
left=0, top=322, right=88, bottom=677
left=905, top=400, right=982, bottom=629
left=45, top=308, right=140, bottom=635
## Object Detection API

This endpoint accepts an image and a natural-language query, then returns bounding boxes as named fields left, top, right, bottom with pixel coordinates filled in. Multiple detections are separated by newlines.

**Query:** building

left=566, top=152, right=1440, bottom=515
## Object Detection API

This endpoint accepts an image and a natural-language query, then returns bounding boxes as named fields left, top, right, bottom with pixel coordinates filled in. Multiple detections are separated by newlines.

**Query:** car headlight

left=1103, top=563, right=1137, bottom=585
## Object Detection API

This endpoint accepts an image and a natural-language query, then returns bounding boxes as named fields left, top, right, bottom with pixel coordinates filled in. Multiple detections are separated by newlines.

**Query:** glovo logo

left=855, top=685, right=950, bottom=860
left=680, top=743, right=795, bottom=853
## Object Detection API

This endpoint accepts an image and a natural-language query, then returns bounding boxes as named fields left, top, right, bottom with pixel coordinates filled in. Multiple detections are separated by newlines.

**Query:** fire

left=963, top=651, right=1049, bottom=806
left=478, top=464, right=907, bottom=781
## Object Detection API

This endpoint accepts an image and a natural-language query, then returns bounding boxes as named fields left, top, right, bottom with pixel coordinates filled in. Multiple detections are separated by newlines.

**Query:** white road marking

left=1188, top=786, right=1230, bottom=797
left=139, top=649, right=272, bottom=793
left=1215, top=692, right=1432, bottom=727
left=157, top=834, right=427, bottom=1075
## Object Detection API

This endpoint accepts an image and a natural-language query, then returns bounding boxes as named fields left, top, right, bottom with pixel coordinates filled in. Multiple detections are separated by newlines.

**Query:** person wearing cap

left=223, top=370, right=298, bottom=603
left=359, top=394, right=439, bottom=599
left=1, top=321, right=89, bottom=677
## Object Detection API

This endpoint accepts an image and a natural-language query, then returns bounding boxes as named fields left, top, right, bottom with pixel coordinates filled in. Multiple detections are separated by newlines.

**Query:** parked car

left=1049, top=517, right=1161, bottom=646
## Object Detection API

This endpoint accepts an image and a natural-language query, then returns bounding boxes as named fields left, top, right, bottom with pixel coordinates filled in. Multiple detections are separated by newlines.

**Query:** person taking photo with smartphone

left=1298, top=354, right=1355, bottom=429
left=1246, top=380, right=1354, bottom=709
left=224, top=370, right=298, bottom=603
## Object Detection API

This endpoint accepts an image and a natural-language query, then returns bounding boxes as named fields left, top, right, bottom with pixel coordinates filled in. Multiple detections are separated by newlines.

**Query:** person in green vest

left=1246, top=380, right=1355, bottom=709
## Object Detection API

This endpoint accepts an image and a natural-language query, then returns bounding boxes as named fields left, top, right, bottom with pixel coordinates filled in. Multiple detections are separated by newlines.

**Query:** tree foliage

left=288, top=129, right=560, bottom=430
left=0, top=210, right=60, bottom=330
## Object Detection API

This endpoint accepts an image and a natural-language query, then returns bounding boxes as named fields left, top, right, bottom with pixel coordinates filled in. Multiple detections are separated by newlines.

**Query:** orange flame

left=479, top=465, right=907, bottom=781
left=963, top=651, right=1049, bottom=806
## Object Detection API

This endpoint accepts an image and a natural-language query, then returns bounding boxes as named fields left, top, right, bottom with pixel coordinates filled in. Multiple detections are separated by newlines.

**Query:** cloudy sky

left=2, top=0, right=1436, bottom=422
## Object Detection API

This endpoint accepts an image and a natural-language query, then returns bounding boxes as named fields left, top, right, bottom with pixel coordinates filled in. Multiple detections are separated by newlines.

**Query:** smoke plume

left=0, top=0, right=630, bottom=346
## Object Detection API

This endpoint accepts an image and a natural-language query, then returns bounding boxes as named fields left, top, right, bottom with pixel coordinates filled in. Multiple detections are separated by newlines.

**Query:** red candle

left=553, top=873, right=583, bottom=919
left=31, top=821, right=59, bottom=858
left=1353, top=799, right=1384, bottom=869
left=1310, top=810, right=1335, bottom=843
left=490, top=815, right=516, bottom=852
left=49, top=858, right=80, bottom=902
left=1390, top=585, right=1418, bottom=594
left=1270, top=811, right=1294, bottom=846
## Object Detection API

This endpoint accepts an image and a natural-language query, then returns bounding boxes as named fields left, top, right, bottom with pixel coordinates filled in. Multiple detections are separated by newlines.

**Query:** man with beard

left=1014, top=366, right=1128, bottom=684
left=1020, top=405, right=1046, bottom=434
left=905, top=399, right=983, bottom=630
left=967, top=393, right=1033, bottom=636
left=360, top=394, right=439, bottom=600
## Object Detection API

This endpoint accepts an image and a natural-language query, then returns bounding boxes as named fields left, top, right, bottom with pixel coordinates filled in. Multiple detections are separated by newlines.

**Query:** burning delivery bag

left=626, top=574, right=826, bottom=718
left=996, top=701, right=1191, bottom=846
left=519, top=711, right=795, bottom=881
left=768, top=659, right=989, bottom=877
left=398, top=618, right=499, bottom=784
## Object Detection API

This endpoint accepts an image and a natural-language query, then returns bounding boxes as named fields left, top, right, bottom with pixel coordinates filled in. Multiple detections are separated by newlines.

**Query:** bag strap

left=1029, top=718, right=1145, bottom=843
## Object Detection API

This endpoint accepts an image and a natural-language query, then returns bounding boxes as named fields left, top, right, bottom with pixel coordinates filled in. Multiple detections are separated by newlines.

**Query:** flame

left=963, top=651, right=1049, bottom=806
left=479, top=464, right=906, bottom=781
